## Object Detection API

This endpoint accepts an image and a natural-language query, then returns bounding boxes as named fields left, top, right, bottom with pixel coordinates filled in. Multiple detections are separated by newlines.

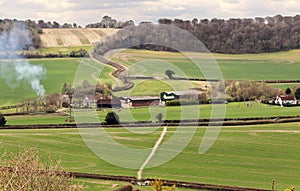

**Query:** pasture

left=0, top=58, right=114, bottom=106
left=111, top=49, right=300, bottom=80
left=1, top=48, right=300, bottom=106
left=4, top=102, right=300, bottom=125
left=0, top=123, right=300, bottom=190
left=1, top=48, right=300, bottom=190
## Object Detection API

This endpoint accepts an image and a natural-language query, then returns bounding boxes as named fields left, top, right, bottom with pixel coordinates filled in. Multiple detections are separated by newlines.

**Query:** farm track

left=92, top=53, right=134, bottom=91
left=0, top=166, right=273, bottom=191
left=2, top=116, right=300, bottom=130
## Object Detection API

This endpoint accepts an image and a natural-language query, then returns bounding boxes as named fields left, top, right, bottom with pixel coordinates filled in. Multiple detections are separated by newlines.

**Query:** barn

left=119, top=96, right=160, bottom=108
left=97, top=98, right=121, bottom=108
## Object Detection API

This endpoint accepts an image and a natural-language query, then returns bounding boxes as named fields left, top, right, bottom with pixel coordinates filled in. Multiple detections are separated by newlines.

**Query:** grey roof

left=120, top=96, right=160, bottom=101
left=162, top=90, right=203, bottom=96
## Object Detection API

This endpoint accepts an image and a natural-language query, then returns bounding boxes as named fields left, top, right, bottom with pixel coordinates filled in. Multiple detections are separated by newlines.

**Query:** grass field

left=2, top=48, right=300, bottom=106
left=4, top=102, right=300, bottom=125
left=112, top=49, right=300, bottom=80
left=0, top=57, right=114, bottom=106
left=1, top=123, right=300, bottom=190
left=0, top=58, right=79, bottom=106
left=114, top=79, right=203, bottom=97
left=2, top=48, right=300, bottom=190
left=269, top=83, right=300, bottom=90
left=113, top=102, right=300, bottom=122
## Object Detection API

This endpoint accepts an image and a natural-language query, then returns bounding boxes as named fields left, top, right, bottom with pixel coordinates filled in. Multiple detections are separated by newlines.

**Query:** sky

left=0, top=0, right=299, bottom=26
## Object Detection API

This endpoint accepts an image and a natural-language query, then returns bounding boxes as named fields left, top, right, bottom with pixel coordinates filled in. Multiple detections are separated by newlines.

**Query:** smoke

left=0, top=22, right=46, bottom=96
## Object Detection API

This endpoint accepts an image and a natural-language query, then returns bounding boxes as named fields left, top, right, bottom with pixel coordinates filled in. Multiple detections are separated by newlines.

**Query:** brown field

left=40, top=28, right=118, bottom=47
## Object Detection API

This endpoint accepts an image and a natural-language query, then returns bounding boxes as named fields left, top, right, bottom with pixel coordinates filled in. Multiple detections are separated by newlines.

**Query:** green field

left=2, top=49, right=300, bottom=106
left=112, top=49, right=300, bottom=80
left=0, top=57, right=114, bottom=106
left=2, top=48, right=300, bottom=191
left=1, top=123, right=300, bottom=190
left=114, top=102, right=300, bottom=122
left=4, top=102, right=300, bottom=125
left=269, top=83, right=300, bottom=90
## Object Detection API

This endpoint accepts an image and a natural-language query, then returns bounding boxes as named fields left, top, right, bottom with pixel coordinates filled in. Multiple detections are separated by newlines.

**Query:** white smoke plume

left=0, top=22, right=46, bottom=96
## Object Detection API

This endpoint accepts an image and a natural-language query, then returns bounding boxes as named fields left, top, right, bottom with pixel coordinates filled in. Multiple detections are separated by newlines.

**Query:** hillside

left=40, top=28, right=118, bottom=47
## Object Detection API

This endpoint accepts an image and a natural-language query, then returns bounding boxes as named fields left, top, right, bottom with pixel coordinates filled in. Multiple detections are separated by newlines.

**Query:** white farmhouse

left=275, top=95, right=297, bottom=106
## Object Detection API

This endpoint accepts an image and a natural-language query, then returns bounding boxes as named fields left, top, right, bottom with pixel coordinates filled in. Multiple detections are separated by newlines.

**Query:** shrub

left=151, top=178, right=175, bottom=191
left=285, top=186, right=296, bottom=191
left=166, top=99, right=199, bottom=106
left=105, top=111, right=120, bottom=124
left=0, top=147, right=82, bottom=191
left=0, top=114, right=6, bottom=126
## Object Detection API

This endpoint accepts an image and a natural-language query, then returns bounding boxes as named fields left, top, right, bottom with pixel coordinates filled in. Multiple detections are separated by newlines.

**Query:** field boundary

left=2, top=116, right=300, bottom=129
left=0, top=166, right=273, bottom=191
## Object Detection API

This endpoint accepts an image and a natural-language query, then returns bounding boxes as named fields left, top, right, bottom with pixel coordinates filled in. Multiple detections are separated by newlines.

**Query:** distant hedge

left=166, top=100, right=199, bottom=106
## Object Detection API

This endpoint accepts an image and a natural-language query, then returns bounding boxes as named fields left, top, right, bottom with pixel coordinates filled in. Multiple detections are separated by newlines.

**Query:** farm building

left=82, top=95, right=101, bottom=107
left=274, top=95, right=297, bottom=106
left=119, top=96, right=160, bottom=108
left=160, top=90, right=204, bottom=102
left=97, top=98, right=121, bottom=108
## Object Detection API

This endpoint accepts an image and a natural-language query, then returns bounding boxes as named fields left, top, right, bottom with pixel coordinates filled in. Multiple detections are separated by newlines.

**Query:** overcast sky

left=0, top=0, right=299, bottom=26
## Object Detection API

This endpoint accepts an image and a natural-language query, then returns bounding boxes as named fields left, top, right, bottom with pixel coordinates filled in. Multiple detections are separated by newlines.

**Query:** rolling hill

left=40, top=28, right=118, bottom=47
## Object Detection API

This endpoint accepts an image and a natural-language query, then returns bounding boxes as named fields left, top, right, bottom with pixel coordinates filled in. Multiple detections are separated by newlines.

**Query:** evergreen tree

left=0, top=114, right=7, bottom=126
left=285, top=87, right=292, bottom=95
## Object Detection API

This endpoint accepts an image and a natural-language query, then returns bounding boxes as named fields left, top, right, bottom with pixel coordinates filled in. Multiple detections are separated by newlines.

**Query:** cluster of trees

left=36, top=20, right=81, bottom=28
left=0, top=19, right=41, bottom=49
left=0, top=94, right=62, bottom=115
left=158, top=14, right=300, bottom=53
left=86, top=15, right=134, bottom=28
left=285, top=86, right=300, bottom=99
left=93, top=23, right=207, bottom=56
left=61, top=81, right=113, bottom=107
left=18, top=94, right=62, bottom=113
left=17, top=48, right=88, bottom=59
left=224, top=80, right=281, bottom=102
left=74, top=81, right=112, bottom=99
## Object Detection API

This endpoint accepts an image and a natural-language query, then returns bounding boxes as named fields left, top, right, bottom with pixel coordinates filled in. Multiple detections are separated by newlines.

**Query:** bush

left=62, top=102, right=70, bottom=108
left=166, top=99, right=199, bottom=106
left=0, top=147, right=82, bottom=190
left=0, top=114, right=6, bottom=126
left=151, top=178, right=176, bottom=191
left=105, top=111, right=120, bottom=124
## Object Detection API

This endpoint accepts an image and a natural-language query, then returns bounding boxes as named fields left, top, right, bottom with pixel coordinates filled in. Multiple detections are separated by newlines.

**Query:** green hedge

left=166, top=99, right=199, bottom=106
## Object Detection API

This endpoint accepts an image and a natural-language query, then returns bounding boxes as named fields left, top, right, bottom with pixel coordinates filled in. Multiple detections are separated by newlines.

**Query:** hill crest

left=40, top=28, right=118, bottom=47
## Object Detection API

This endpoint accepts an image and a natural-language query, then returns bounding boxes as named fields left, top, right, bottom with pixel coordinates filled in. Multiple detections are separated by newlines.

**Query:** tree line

left=0, top=16, right=134, bottom=51
left=158, top=15, right=300, bottom=53
left=85, top=15, right=134, bottom=28
left=4, top=14, right=300, bottom=54
left=0, top=19, right=41, bottom=49
left=93, top=23, right=208, bottom=56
